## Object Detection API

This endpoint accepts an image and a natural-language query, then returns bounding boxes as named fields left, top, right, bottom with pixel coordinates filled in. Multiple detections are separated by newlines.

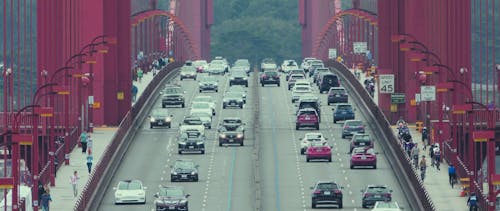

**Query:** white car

left=114, top=179, right=146, bottom=204
left=300, top=57, right=317, bottom=71
left=371, top=201, right=403, bottom=211
left=299, top=132, right=328, bottom=154
left=191, top=112, right=213, bottom=129
left=193, top=60, right=209, bottom=72
left=190, top=102, right=212, bottom=117
left=179, top=66, right=197, bottom=80
left=291, top=85, right=313, bottom=103
left=193, top=95, right=216, bottom=115
left=281, top=60, right=299, bottom=73
left=294, top=79, right=312, bottom=88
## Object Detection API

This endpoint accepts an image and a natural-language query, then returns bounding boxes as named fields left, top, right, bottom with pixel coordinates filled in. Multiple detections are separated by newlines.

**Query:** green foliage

left=211, top=0, right=301, bottom=65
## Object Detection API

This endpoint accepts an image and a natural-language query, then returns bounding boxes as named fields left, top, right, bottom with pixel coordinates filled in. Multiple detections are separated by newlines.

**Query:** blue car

left=332, top=103, right=355, bottom=123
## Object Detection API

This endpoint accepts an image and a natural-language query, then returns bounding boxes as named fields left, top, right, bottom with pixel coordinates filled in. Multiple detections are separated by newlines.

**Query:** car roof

left=330, top=87, right=345, bottom=90
left=298, top=108, right=317, bottom=112
left=223, top=117, right=241, bottom=121
left=335, top=103, right=352, bottom=107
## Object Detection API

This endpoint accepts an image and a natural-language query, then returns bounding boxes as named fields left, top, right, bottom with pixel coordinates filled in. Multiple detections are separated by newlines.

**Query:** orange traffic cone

left=459, top=187, right=467, bottom=197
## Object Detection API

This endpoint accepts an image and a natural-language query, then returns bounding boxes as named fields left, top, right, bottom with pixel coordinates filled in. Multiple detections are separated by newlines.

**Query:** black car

left=198, top=76, right=219, bottom=92
left=361, top=185, right=392, bottom=208
left=318, top=73, right=340, bottom=93
left=229, top=71, right=248, bottom=87
left=154, top=186, right=190, bottom=211
left=161, top=85, right=185, bottom=108
left=149, top=109, right=173, bottom=128
left=260, top=71, right=280, bottom=87
left=218, top=117, right=245, bottom=146
left=327, top=87, right=348, bottom=105
left=170, top=159, right=199, bottom=182
left=178, top=129, right=205, bottom=154
left=349, top=134, right=374, bottom=153
left=311, top=181, right=343, bottom=208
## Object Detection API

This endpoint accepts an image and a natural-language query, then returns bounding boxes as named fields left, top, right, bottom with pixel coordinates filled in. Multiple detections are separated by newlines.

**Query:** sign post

left=378, top=74, right=395, bottom=93
left=420, top=85, right=436, bottom=101
left=353, top=42, right=368, bottom=54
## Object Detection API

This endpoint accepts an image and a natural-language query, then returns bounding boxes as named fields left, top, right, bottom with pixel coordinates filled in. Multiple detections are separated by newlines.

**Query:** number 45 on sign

left=379, top=74, right=394, bottom=93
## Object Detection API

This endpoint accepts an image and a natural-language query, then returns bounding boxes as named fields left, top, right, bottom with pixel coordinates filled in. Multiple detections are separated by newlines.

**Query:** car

left=294, top=79, right=312, bottom=88
left=342, top=120, right=365, bottom=138
left=227, top=85, right=247, bottom=103
left=350, top=147, right=377, bottom=169
left=229, top=70, right=249, bottom=87
left=113, top=179, right=146, bottom=204
left=193, top=59, right=209, bottom=72
left=198, top=75, right=219, bottom=92
left=327, top=87, right=348, bottom=105
left=312, top=67, right=329, bottom=83
left=299, top=132, right=328, bottom=155
left=192, top=95, right=216, bottom=115
left=296, top=108, right=319, bottom=130
left=207, top=62, right=226, bottom=75
left=190, top=102, right=212, bottom=117
left=222, top=92, right=244, bottom=109
left=230, top=66, right=250, bottom=76
left=179, top=66, right=197, bottom=80
left=218, top=117, right=245, bottom=146
left=260, top=58, right=277, bottom=71
left=306, top=142, right=332, bottom=162
left=300, top=57, right=317, bottom=72
left=296, top=97, right=321, bottom=122
left=332, top=103, right=356, bottom=123
left=361, top=185, right=392, bottom=208
left=260, top=71, right=280, bottom=86
left=318, top=72, right=340, bottom=93
left=291, top=85, right=313, bottom=103
left=371, top=201, right=403, bottom=211
left=280, top=60, right=299, bottom=73
left=179, top=116, right=205, bottom=135
left=350, top=134, right=374, bottom=153
left=178, top=129, right=206, bottom=154
left=288, top=74, right=306, bottom=90
left=161, top=85, right=185, bottom=108
left=310, top=181, right=343, bottom=208
left=153, top=186, right=190, bottom=211
left=308, top=62, right=325, bottom=76
left=170, top=159, right=199, bottom=182
left=286, top=69, right=306, bottom=81
left=190, top=112, right=212, bottom=129
left=149, top=109, right=173, bottom=129
left=212, top=56, right=230, bottom=72
left=233, top=59, right=251, bottom=75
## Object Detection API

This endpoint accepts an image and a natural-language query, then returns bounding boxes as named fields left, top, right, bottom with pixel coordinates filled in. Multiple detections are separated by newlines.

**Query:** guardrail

left=73, top=62, right=182, bottom=211
left=324, top=60, right=436, bottom=211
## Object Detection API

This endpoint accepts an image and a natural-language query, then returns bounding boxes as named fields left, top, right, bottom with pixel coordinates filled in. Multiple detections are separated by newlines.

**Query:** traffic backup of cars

left=114, top=57, right=401, bottom=210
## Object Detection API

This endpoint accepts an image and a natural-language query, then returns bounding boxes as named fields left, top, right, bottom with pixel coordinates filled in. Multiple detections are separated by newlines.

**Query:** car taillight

left=363, top=193, right=370, bottom=198
left=314, top=190, right=321, bottom=194
left=344, top=126, right=349, bottom=129
left=384, top=193, right=391, bottom=198
left=334, top=190, right=342, bottom=194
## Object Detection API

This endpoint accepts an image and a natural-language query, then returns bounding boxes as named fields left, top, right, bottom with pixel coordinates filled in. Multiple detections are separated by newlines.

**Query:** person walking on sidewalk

left=419, top=155, right=427, bottom=181
left=137, top=67, right=144, bottom=83
left=433, top=143, right=441, bottom=170
left=86, top=135, right=93, bottom=155
left=422, top=127, right=429, bottom=149
left=80, top=131, right=88, bottom=154
left=86, top=152, right=93, bottom=174
left=40, top=190, right=52, bottom=211
left=132, top=85, right=138, bottom=102
left=411, top=143, right=420, bottom=169
left=70, top=171, right=80, bottom=197
left=448, top=164, right=457, bottom=188
left=467, top=192, right=478, bottom=211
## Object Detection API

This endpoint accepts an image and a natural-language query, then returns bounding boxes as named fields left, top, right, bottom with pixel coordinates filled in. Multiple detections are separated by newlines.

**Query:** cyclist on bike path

left=448, top=164, right=457, bottom=188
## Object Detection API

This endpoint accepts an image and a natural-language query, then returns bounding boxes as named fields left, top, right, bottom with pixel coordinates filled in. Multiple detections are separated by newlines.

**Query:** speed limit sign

left=379, top=74, right=394, bottom=93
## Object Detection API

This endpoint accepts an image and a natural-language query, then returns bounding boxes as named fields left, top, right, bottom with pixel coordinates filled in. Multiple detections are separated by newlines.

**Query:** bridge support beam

left=175, top=0, right=212, bottom=60
left=299, top=0, right=332, bottom=58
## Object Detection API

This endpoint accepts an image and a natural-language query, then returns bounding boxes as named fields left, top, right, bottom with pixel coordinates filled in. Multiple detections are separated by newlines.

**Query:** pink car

left=350, top=147, right=377, bottom=169
left=296, top=108, right=320, bottom=130
left=306, top=144, right=332, bottom=162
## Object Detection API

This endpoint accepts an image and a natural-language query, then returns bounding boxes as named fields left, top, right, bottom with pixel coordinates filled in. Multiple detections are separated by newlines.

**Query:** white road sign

left=328, top=48, right=337, bottom=59
left=421, top=85, right=436, bottom=101
left=353, top=42, right=367, bottom=54
left=378, top=74, right=394, bottom=93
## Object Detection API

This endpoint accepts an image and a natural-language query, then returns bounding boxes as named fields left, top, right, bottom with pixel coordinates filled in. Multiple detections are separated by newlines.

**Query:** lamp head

left=496, top=64, right=500, bottom=71
left=459, top=67, right=468, bottom=75
left=5, top=68, right=12, bottom=76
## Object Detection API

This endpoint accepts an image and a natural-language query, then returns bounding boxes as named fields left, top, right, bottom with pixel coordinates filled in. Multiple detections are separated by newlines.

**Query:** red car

left=296, top=108, right=320, bottom=130
left=350, top=147, right=377, bottom=169
left=306, top=143, right=332, bottom=162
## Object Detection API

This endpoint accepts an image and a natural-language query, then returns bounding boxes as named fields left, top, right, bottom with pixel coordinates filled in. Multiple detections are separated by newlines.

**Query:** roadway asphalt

left=97, top=68, right=412, bottom=211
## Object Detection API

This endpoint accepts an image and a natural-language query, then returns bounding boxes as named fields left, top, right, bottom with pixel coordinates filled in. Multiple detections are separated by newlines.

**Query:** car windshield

left=299, top=110, right=316, bottom=116
left=299, top=102, right=318, bottom=109
left=163, top=87, right=182, bottom=94
left=231, top=72, right=246, bottom=77
left=174, top=161, right=195, bottom=169
left=291, top=75, right=304, bottom=79
left=152, top=109, right=168, bottom=116
left=317, top=183, right=338, bottom=190
left=201, top=76, right=217, bottom=82
left=366, top=186, right=389, bottom=193
left=307, top=138, right=323, bottom=143
left=181, top=66, right=196, bottom=72
left=192, top=103, right=210, bottom=109
left=159, top=187, right=184, bottom=197
left=183, top=118, right=202, bottom=125
left=294, top=87, right=311, bottom=92
left=229, top=86, right=245, bottom=92
left=346, top=121, right=362, bottom=126
left=354, top=135, right=371, bottom=142
left=118, top=180, right=142, bottom=190
left=330, top=89, right=345, bottom=94
left=265, top=71, right=277, bottom=76
left=226, top=92, right=241, bottom=98
left=193, top=97, right=212, bottom=103
left=191, top=112, right=211, bottom=118
left=211, top=60, right=224, bottom=65
left=305, top=133, right=323, bottom=139
left=337, top=105, right=352, bottom=110
left=223, top=119, right=241, bottom=124
left=193, top=60, right=207, bottom=66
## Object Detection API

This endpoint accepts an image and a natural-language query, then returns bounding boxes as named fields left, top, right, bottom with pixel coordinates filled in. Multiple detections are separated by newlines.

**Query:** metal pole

left=32, top=114, right=39, bottom=211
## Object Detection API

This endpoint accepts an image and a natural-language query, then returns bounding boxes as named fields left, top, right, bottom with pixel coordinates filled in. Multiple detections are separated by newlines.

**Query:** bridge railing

left=325, top=60, right=436, bottom=211
left=73, top=61, right=182, bottom=211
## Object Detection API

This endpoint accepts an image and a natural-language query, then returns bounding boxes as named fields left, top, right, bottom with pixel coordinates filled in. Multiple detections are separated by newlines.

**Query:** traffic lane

left=164, top=74, right=256, bottom=211
left=96, top=76, right=207, bottom=211
left=259, top=81, right=306, bottom=211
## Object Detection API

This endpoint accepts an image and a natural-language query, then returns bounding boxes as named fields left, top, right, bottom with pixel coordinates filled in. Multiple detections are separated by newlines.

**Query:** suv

left=327, top=87, right=348, bottom=105
left=149, top=109, right=173, bottom=129
left=179, top=66, right=197, bottom=80
left=332, top=103, right=355, bottom=123
left=229, top=70, right=248, bottom=87
left=178, top=129, right=205, bottom=154
left=297, top=98, right=321, bottom=122
left=296, top=108, right=319, bottom=130
left=260, top=58, right=277, bottom=71
left=161, top=85, right=185, bottom=108
left=312, top=68, right=329, bottom=83
left=170, top=159, right=199, bottom=182
left=218, top=117, right=245, bottom=146
left=360, top=185, right=392, bottom=208
left=260, top=71, right=280, bottom=86
left=349, top=134, right=374, bottom=153
left=153, top=186, right=190, bottom=211
left=318, top=73, right=340, bottom=93
left=310, top=181, right=343, bottom=208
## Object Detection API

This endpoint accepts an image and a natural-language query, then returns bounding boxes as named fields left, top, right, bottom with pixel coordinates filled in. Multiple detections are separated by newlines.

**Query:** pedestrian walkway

left=50, top=71, right=156, bottom=210
left=348, top=68, right=468, bottom=211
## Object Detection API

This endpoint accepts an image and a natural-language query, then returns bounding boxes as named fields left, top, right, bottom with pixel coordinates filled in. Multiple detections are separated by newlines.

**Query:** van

left=318, top=73, right=340, bottom=93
